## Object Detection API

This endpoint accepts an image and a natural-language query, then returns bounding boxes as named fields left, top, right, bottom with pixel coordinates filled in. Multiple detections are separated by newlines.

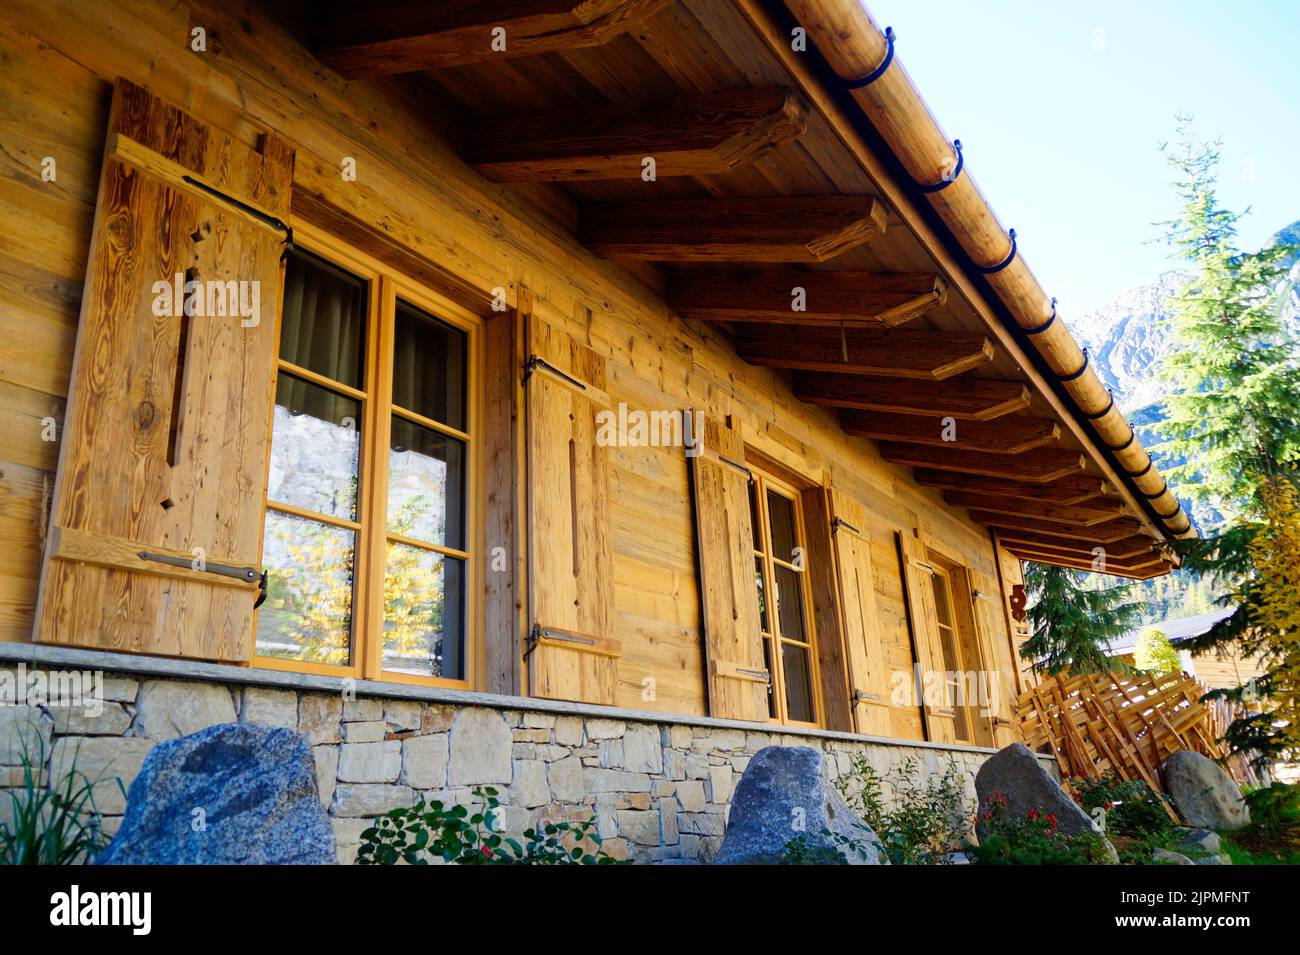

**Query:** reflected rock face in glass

left=387, top=417, right=464, bottom=550
left=267, top=374, right=361, bottom=521
left=383, top=542, right=463, bottom=679
left=257, top=510, right=355, bottom=665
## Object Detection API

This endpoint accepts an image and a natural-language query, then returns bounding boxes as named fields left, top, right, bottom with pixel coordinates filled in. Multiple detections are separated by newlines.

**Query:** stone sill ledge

left=0, top=642, right=1041, bottom=761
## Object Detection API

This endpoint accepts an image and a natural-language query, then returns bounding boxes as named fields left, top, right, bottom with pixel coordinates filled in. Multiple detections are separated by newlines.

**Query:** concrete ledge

left=0, top=641, right=1044, bottom=761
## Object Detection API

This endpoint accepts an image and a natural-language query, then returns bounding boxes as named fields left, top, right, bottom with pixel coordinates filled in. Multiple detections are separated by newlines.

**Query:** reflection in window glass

left=774, top=564, right=807, bottom=642
left=257, top=510, right=354, bottom=665
left=782, top=643, right=815, bottom=723
left=266, top=374, right=361, bottom=521
left=387, top=417, right=464, bottom=549
left=392, top=301, right=467, bottom=430
left=383, top=542, right=464, bottom=679
left=755, top=556, right=769, bottom=633
left=278, top=247, right=366, bottom=389
left=766, top=489, right=797, bottom=563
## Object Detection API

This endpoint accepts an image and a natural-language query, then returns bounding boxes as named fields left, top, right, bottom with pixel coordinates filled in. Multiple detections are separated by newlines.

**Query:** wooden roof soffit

left=1002, top=548, right=1171, bottom=579
left=734, top=326, right=991, bottom=379
left=979, top=514, right=1144, bottom=544
left=783, top=0, right=1192, bottom=540
left=668, top=270, right=945, bottom=328
left=842, top=412, right=1060, bottom=455
left=317, top=0, right=674, bottom=75
left=942, top=491, right=1123, bottom=526
left=910, top=469, right=1109, bottom=504
left=878, top=443, right=1085, bottom=483
left=472, top=88, right=807, bottom=182
left=997, top=531, right=1161, bottom=562
left=795, top=374, right=1026, bottom=419
left=581, top=195, right=888, bottom=261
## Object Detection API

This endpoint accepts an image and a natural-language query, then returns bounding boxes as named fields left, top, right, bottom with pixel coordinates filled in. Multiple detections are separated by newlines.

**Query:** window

left=255, top=229, right=477, bottom=687
left=929, top=567, right=971, bottom=741
left=750, top=469, right=820, bottom=726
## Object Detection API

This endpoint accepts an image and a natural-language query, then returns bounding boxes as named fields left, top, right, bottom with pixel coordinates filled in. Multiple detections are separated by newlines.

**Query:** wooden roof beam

left=979, top=514, right=1145, bottom=543
left=943, top=491, right=1121, bottom=526
left=911, top=469, right=1110, bottom=504
left=795, top=375, right=1028, bottom=420
left=582, top=196, right=888, bottom=262
left=996, top=531, right=1161, bottom=562
left=736, top=327, right=991, bottom=379
left=668, top=270, right=945, bottom=328
left=1007, top=548, right=1170, bottom=578
left=843, top=412, right=1059, bottom=454
left=878, top=444, right=1086, bottom=483
left=317, top=0, right=673, bottom=75
left=472, top=88, right=806, bottom=182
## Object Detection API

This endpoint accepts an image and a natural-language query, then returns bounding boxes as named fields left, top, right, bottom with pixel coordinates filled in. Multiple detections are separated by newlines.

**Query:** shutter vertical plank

left=34, top=79, right=292, bottom=661
left=828, top=490, right=891, bottom=735
left=689, top=415, right=768, bottom=721
left=971, top=570, right=1020, bottom=746
left=525, top=318, right=618, bottom=704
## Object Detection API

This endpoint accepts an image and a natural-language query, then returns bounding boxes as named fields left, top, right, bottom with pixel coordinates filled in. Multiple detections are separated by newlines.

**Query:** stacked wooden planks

left=1016, top=670, right=1235, bottom=799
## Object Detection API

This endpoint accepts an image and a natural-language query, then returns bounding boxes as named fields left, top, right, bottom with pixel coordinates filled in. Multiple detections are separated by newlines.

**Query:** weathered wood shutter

left=34, top=79, right=293, bottom=661
left=828, top=491, right=892, bottom=735
left=523, top=319, right=619, bottom=704
left=970, top=569, right=1020, bottom=746
left=897, top=532, right=957, bottom=743
left=688, top=414, right=769, bottom=721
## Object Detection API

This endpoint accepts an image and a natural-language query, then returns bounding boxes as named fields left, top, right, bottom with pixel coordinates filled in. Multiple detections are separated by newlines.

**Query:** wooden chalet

left=0, top=0, right=1193, bottom=756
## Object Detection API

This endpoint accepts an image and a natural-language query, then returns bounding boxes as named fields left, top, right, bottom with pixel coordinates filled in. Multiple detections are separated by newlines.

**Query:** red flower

left=1104, top=801, right=1112, bottom=811
left=1028, top=808, right=1038, bottom=821
left=481, top=845, right=493, bottom=857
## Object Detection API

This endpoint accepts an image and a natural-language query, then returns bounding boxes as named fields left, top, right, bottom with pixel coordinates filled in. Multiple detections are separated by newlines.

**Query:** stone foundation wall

left=0, top=659, right=1046, bottom=863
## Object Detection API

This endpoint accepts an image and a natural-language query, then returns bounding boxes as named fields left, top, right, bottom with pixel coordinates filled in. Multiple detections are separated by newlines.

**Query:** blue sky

left=862, top=0, right=1300, bottom=314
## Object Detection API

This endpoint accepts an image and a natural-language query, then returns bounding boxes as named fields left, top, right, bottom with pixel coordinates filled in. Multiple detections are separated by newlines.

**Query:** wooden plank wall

left=0, top=0, right=1021, bottom=736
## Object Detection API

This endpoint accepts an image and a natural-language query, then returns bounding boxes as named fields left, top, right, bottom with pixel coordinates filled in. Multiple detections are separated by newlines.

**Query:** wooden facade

left=0, top=0, right=1188, bottom=747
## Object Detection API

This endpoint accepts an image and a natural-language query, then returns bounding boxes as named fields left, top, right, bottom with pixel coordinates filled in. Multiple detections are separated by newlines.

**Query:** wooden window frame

left=252, top=221, right=483, bottom=690
left=750, top=465, right=824, bottom=728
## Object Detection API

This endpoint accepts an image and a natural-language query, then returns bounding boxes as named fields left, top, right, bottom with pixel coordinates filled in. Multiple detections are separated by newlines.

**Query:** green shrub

left=0, top=736, right=111, bottom=865
left=1243, top=782, right=1300, bottom=832
left=1068, top=773, right=1176, bottom=837
left=835, top=754, right=971, bottom=865
left=970, top=792, right=1109, bottom=865
left=356, top=786, right=626, bottom=865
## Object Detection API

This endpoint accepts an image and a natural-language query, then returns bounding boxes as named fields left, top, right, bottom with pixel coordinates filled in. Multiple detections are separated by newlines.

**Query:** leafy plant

left=0, top=736, right=110, bottom=865
left=778, top=832, right=852, bottom=865
left=1069, top=773, right=1176, bottom=838
left=970, top=792, right=1109, bottom=865
left=1134, top=628, right=1181, bottom=676
left=355, top=786, right=625, bottom=865
left=835, top=754, right=971, bottom=864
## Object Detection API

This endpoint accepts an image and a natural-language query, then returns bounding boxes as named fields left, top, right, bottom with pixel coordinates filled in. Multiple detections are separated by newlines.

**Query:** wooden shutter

left=828, top=491, right=891, bottom=735
left=34, top=79, right=292, bottom=661
left=897, top=532, right=957, bottom=743
left=970, top=569, right=1020, bottom=746
left=688, top=414, right=769, bottom=721
left=523, top=319, right=619, bottom=704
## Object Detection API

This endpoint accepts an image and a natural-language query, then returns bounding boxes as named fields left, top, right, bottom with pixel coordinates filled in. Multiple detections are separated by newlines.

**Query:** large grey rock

left=97, top=723, right=334, bottom=865
left=1160, top=750, right=1250, bottom=830
left=1152, top=848, right=1196, bottom=865
left=713, top=746, right=884, bottom=865
left=974, top=743, right=1100, bottom=841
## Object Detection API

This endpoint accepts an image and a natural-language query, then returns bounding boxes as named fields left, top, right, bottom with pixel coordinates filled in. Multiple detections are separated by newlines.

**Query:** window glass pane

left=762, top=638, right=776, bottom=718
left=387, top=417, right=465, bottom=549
left=774, top=563, right=807, bottom=642
left=766, top=489, right=797, bottom=563
left=749, top=482, right=763, bottom=552
left=392, top=300, right=467, bottom=430
left=278, top=248, right=366, bottom=389
left=755, top=556, right=770, bottom=633
left=267, top=373, right=361, bottom=521
left=930, top=574, right=953, bottom=628
left=257, top=510, right=354, bottom=665
left=383, top=543, right=464, bottom=679
left=782, top=643, right=815, bottom=723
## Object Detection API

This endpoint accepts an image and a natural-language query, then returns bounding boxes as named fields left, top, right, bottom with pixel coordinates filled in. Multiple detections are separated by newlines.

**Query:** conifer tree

left=1152, top=121, right=1300, bottom=764
left=1019, top=563, right=1142, bottom=676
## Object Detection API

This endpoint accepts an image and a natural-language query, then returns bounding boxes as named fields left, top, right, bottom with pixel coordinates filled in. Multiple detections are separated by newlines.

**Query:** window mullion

left=360, top=274, right=395, bottom=681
